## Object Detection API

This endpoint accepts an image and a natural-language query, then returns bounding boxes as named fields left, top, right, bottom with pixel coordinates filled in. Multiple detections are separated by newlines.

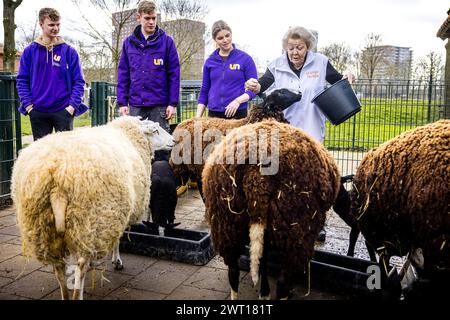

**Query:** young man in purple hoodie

left=16, top=8, right=88, bottom=141
left=117, top=0, right=180, bottom=134
left=117, top=1, right=181, bottom=228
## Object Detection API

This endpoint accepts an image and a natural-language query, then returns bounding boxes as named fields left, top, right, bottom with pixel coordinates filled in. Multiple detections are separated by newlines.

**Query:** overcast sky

left=1, top=0, right=448, bottom=68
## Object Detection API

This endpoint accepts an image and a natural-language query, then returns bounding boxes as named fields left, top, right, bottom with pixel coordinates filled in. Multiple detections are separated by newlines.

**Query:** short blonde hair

left=137, top=1, right=156, bottom=15
left=39, top=8, right=60, bottom=23
left=282, top=26, right=316, bottom=51
left=212, top=20, right=232, bottom=40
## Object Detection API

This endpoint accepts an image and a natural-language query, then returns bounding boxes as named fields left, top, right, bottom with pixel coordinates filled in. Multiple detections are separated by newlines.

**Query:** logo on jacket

left=154, top=58, right=164, bottom=66
left=229, top=64, right=241, bottom=70
left=53, top=55, right=61, bottom=62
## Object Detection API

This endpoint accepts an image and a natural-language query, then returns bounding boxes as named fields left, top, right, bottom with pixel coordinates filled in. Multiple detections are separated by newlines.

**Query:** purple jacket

left=16, top=42, right=88, bottom=116
left=117, top=26, right=180, bottom=108
left=198, top=45, right=258, bottom=112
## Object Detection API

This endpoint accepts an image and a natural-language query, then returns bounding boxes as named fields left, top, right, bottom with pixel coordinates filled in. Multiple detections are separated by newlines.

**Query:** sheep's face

left=264, top=89, right=302, bottom=111
left=141, top=120, right=175, bottom=151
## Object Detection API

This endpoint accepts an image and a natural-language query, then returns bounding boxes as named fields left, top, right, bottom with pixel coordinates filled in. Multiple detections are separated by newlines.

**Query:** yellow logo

left=230, top=64, right=241, bottom=70
left=53, top=55, right=61, bottom=62
left=154, top=58, right=164, bottom=66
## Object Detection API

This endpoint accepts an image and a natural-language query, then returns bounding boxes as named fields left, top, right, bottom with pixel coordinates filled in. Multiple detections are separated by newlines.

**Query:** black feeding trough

left=238, top=248, right=391, bottom=299
left=119, top=222, right=214, bottom=266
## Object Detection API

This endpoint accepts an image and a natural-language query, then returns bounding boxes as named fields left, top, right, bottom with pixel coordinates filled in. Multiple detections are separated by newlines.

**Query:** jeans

left=29, top=108, right=74, bottom=141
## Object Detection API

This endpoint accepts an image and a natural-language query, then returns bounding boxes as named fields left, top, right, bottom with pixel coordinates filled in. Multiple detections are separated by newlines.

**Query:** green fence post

left=98, top=82, right=107, bottom=125
left=177, top=89, right=182, bottom=124
left=90, top=81, right=98, bottom=126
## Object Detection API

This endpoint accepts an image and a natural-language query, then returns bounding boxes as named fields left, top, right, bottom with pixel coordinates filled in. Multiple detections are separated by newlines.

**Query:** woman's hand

left=245, top=78, right=261, bottom=94
left=225, top=99, right=241, bottom=118
left=342, top=73, right=356, bottom=84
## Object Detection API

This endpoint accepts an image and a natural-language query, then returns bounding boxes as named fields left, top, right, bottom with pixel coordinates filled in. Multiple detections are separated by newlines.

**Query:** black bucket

left=311, top=79, right=361, bottom=125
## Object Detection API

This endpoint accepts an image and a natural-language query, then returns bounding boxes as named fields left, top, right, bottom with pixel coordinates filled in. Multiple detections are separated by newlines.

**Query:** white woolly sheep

left=11, top=116, right=174, bottom=300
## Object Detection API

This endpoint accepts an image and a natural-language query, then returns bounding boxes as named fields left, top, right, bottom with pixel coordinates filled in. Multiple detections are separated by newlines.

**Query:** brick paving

left=0, top=187, right=372, bottom=300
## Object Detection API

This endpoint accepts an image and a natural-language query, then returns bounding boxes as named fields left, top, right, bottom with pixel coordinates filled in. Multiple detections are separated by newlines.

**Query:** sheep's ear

left=140, top=119, right=157, bottom=135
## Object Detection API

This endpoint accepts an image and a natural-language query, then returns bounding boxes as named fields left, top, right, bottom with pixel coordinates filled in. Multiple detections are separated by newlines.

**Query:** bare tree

left=2, top=0, right=23, bottom=73
left=16, top=13, right=39, bottom=51
left=77, top=41, right=114, bottom=83
left=71, top=0, right=138, bottom=81
left=319, top=42, right=352, bottom=74
left=357, top=33, right=385, bottom=80
left=159, top=0, right=208, bottom=80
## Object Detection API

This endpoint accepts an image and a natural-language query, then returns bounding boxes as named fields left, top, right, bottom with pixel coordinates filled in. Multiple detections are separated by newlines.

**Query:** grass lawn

left=18, top=98, right=441, bottom=152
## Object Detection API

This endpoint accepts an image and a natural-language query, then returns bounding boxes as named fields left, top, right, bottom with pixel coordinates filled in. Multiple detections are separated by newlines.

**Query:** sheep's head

left=263, top=88, right=302, bottom=112
left=247, top=89, right=302, bottom=123
left=140, top=119, right=175, bottom=151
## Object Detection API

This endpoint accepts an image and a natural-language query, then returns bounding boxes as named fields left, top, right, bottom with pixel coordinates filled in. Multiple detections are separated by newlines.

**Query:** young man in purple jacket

left=117, top=1, right=180, bottom=228
left=117, top=0, right=180, bottom=134
left=16, top=8, right=88, bottom=141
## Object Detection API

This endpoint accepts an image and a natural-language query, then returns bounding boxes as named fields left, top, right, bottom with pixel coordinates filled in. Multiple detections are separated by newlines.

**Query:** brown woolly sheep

left=170, top=89, right=301, bottom=200
left=11, top=116, right=174, bottom=300
left=202, top=119, right=340, bottom=299
left=351, top=119, right=450, bottom=293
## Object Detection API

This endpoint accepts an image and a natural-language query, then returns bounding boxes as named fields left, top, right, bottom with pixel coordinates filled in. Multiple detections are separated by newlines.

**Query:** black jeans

left=29, top=108, right=74, bottom=141
left=208, top=108, right=248, bottom=119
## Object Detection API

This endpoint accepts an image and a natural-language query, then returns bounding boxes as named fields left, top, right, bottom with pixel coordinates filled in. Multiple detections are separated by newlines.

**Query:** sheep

left=202, top=119, right=340, bottom=299
left=170, top=89, right=302, bottom=200
left=350, top=119, right=450, bottom=296
left=11, top=116, right=174, bottom=300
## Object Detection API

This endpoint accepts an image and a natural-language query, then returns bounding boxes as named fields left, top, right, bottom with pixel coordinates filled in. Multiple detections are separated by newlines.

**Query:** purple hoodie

left=198, top=45, right=258, bottom=112
left=16, top=40, right=88, bottom=116
left=117, top=25, right=180, bottom=108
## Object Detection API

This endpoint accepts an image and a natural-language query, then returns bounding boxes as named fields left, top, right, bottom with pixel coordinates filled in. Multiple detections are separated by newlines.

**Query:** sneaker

left=177, top=184, right=188, bottom=197
left=188, top=180, right=198, bottom=189
left=317, top=228, right=326, bottom=242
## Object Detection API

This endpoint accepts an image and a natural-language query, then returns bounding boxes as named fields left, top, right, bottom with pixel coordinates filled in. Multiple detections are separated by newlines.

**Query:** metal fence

left=329, top=79, right=448, bottom=174
left=89, top=79, right=448, bottom=175
left=0, top=73, right=21, bottom=204
left=0, top=78, right=448, bottom=200
left=90, top=80, right=203, bottom=127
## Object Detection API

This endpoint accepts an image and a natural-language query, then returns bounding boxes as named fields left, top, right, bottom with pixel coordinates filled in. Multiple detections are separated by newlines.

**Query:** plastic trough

left=119, top=222, right=214, bottom=266
left=238, top=248, right=383, bottom=298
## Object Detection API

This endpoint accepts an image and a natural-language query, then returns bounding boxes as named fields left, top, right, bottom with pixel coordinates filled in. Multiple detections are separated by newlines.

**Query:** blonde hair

left=282, top=26, right=316, bottom=51
left=137, top=1, right=156, bottom=15
left=39, top=8, right=60, bottom=23
left=212, top=20, right=232, bottom=40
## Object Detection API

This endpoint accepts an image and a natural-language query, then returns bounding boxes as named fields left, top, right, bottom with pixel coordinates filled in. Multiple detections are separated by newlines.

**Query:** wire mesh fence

left=1, top=78, right=448, bottom=200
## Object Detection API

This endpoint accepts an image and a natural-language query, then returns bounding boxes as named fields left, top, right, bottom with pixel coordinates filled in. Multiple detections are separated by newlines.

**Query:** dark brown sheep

left=351, top=119, right=450, bottom=284
left=170, top=89, right=301, bottom=200
left=202, top=120, right=340, bottom=299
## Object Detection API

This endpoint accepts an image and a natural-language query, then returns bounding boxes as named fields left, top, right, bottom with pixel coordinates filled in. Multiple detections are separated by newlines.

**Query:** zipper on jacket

left=221, top=59, right=226, bottom=106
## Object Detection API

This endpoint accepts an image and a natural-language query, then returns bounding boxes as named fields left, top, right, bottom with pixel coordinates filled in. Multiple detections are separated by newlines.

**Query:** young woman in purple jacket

left=196, top=20, right=258, bottom=120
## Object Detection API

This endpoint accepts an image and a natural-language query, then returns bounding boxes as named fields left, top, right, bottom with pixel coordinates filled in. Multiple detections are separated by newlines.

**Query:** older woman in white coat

left=245, top=26, right=355, bottom=241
